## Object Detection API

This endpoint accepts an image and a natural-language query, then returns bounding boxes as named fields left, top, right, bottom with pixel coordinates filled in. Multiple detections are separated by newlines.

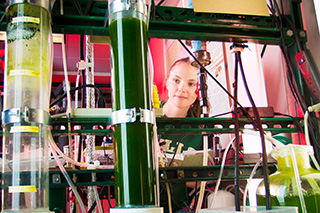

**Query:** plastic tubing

left=93, top=184, right=103, bottom=213
left=304, top=111, right=320, bottom=170
left=290, top=145, right=307, bottom=213
left=242, top=129, right=285, bottom=148
left=153, top=115, right=160, bottom=206
left=48, top=130, right=100, bottom=169
left=75, top=69, right=81, bottom=108
left=209, top=137, right=234, bottom=209
left=195, top=135, right=208, bottom=212
left=243, top=154, right=269, bottom=207
left=49, top=137, right=87, bottom=213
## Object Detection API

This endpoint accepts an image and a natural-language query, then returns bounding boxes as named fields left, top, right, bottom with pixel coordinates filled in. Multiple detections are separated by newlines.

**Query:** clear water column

left=2, top=0, right=53, bottom=212
left=108, top=0, right=162, bottom=212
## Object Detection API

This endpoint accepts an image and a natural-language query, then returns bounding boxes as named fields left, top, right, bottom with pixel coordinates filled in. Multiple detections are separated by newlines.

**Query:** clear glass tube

left=2, top=2, right=52, bottom=212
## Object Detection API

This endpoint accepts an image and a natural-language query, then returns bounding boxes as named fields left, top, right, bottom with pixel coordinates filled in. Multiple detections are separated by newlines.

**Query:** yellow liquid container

left=257, top=144, right=320, bottom=213
left=2, top=2, right=52, bottom=212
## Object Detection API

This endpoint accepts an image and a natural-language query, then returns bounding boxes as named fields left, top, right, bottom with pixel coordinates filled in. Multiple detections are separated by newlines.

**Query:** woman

left=160, top=57, right=204, bottom=213
left=162, top=57, right=201, bottom=118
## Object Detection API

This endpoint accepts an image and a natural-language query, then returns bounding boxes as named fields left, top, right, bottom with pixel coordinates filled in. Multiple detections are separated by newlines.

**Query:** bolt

left=286, top=30, right=294, bottom=37
left=299, top=31, right=306, bottom=38
left=52, top=174, right=61, bottom=183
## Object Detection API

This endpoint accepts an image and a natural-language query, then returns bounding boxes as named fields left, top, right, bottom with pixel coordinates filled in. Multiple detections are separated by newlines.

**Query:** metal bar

left=48, top=116, right=303, bottom=135
left=13, top=164, right=276, bottom=187
left=0, top=4, right=303, bottom=45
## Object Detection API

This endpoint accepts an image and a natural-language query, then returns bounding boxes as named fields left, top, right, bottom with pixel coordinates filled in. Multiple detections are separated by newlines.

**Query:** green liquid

left=109, top=15, right=155, bottom=207
left=257, top=193, right=320, bottom=213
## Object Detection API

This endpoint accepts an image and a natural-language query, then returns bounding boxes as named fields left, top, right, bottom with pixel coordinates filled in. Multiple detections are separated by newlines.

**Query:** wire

left=237, top=50, right=271, bottom=210
left=50, top=84, right=106, bottom=108
left=0, top=12, right=6, bottom=24
left=157, top=0, right=165, bottom=6
left=177, top=40, right=261, bottom=129
left=260, top=44, right=267, bottom=58
left=87, top=186, right=108, bottom=213
left=168, top=135, right=186, bottom=167
left=49, top=136, right=87, bottom=213
left=304, top=110, right=320, bottom=170
left=72, top=0, right=84, bottom=15
left=209, top=137, right=234, bottom=208
left=233, top=51, right=241, bottom=211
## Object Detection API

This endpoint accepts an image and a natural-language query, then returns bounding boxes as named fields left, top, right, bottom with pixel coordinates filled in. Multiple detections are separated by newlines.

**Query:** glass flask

left=257, top=144, right=320, bottom=213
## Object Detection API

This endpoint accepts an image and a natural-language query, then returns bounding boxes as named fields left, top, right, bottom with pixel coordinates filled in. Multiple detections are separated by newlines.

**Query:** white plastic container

left=207, top=190, right=235, bottom=208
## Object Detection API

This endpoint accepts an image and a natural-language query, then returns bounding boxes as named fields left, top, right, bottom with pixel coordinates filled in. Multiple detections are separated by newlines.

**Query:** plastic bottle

left=256, top=144, right=320, bottom=213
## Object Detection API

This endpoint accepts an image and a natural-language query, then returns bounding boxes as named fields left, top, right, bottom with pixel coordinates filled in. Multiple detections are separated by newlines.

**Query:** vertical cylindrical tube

left=109, top=0, right=160, bottom=211
left=2, top=1, right=52, bottom=212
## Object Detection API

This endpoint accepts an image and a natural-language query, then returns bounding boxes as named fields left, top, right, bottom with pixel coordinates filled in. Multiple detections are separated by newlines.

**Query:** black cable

left=153, top=10, right=258, bottom=125
left=210, top=110, right=233, bottom=118
left=80, top=35, right=85, bottom=61
left=260, top=44, right=267, bottom=58
left=157, top=0, right=165, bottom=6
left=87, top=186, right=108, bottom=213
left=269, top=0, right=306, bottom=111
left=177, top=39, right=260, bottom=128
left=233, top=51, right=241, bottom=211
left=50, top=84, right=106, bottom=108
left=168, top=135, right=186, bottom=167
left=238, top=51, right=271, bottom=210
left=271, top=0, right=320, bottom=159
left=271, top=0, right=320, bottom=158
left=81, top=68, right=86, bottom=108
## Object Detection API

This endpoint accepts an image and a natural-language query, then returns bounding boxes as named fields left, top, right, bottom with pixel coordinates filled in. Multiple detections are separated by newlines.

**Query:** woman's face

left=166, top=62, right=198, bottom=109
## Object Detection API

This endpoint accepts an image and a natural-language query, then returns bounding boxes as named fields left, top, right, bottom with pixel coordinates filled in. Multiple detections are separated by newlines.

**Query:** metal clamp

left=111, top=108, right=154, bottom=125
left=111, top=108, right=136, bottom=125
left=2, top=107, right=50, bottom=125
left=139, top=108, right=154, bottom=124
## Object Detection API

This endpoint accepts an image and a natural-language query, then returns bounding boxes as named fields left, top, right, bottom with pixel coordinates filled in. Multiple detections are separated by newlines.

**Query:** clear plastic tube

left=49, top=139, right=87, bottom=213
left=93, top=185, right=103, bottom=213
left=290, top=145, right=307, bottom=213
left=2, top=2, right=52, bottom=212
left=304, top=111, right=320, bottom=170
left=48, top=131, right=100, bottom=169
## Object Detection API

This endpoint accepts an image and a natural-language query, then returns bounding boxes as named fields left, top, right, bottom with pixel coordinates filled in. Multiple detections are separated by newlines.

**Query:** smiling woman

left=159, top=57, right=204, bottom=213
left=162, top=57, right=201, bottom=118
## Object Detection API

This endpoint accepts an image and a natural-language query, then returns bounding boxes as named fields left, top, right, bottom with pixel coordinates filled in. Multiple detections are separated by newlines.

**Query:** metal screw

left=299, top=31, right=306, bottom=38
left=52, top=174, right=61, bottom=184
left=177, top=170, right=185, bottom=179
left=286, top=30, right=294, bottom=37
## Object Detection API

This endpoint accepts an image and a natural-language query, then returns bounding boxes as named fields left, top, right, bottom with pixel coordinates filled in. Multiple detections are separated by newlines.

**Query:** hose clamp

left=2, top=107, right=50, bottom=125
left=111, top=107, right=154, bottom=125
